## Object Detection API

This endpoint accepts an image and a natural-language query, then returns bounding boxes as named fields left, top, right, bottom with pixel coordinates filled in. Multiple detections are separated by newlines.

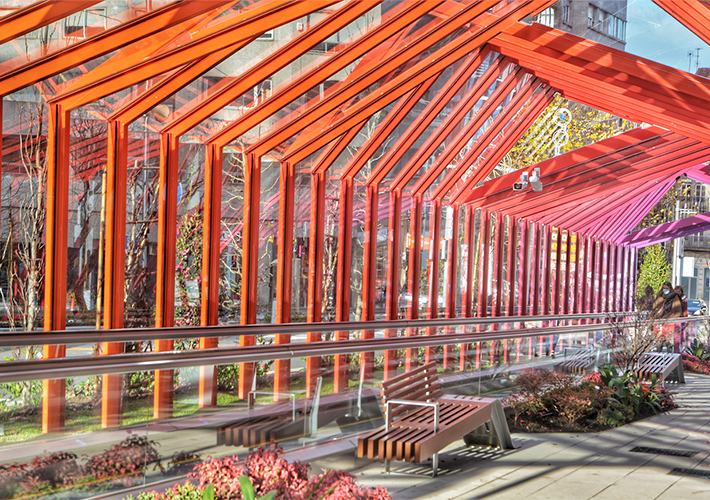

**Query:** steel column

left=384, top=189, right=402, bottom=380
left=426, top=200, right=442, bottom=365
left=334, top=177, right=354, bottom=393
left=444, top=204, right=459, bottom=371
left=360, top=184, right=379, bottom=383
left=43, top=103, right=70, bottom=433
left=460, top=206, right=474, bottom=371
left=101, top=120, right=128, bottom=427
left=273, top=160, right=295, bottom=397
left=306, top=171, right=326, bottom=397
left=154, top=132, right=180, bottom=418
left=517, top=218, right=529, bottom=317
left=238, top=152, right=260, bottom=398
left=405, top=194, right=423, bottom=371
left=197, top=144, right=223, bottom=407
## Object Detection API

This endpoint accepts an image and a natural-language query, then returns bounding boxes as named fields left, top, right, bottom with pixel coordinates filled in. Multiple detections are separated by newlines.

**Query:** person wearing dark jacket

left=651, top=281, right=682, bottom=319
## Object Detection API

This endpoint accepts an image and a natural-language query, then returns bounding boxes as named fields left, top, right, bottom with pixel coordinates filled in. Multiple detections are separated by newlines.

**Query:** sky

left=624, top=0, right=710, bottom=73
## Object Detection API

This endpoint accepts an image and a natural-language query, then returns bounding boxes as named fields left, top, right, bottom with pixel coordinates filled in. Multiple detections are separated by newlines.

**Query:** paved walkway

left=310, top=373, right=710, bottom=500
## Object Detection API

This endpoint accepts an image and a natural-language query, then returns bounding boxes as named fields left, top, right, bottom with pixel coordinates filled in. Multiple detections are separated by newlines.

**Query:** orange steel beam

left=240, top=0, right=501, bottom=156
left=389, top=63, right=522, bottom=193
left=449, top=86, right=556, bottom=205
left=0, top=1, right=232, bottom=96
left=0, top=1, right=101, bottom=45
left=417, top=76, right=542, bottom=200
left=52, top=1, right=331, bottom=111
left=653, top=0, right=710, bottom=47
left=206, top=0, right=442, bottom=149
left=413, top=73, right=537, bottom=197
left=367, top=49, right=492, bottom=186
left=337, top=80, right=435, bottom=180
left=162, top=0, right=378, bottom=139
left=283, top=0, right=557, bottom=164
left=490, top=23, right=710, bottom=144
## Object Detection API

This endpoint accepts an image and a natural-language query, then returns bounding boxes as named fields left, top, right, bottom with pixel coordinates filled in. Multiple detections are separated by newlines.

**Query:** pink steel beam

left=623, top=211, right=710, bottom=248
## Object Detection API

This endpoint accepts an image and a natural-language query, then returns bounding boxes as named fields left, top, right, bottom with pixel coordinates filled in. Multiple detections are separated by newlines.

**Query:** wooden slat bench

left=555, top=347, right=596, bottom=374
left=356, top=361, right=513, bottom=477
left=635, top=352, right=685, bottom=384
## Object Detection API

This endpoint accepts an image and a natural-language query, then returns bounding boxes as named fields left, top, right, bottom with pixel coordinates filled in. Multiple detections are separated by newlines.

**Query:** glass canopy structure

left=2, top=0, right=710, bottom=436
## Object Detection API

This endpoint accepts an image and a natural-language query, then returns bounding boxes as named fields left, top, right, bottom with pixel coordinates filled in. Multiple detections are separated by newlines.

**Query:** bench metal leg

left=432, top=452, right=439, bottom=477
left=385, top=459, right=390, bottom=473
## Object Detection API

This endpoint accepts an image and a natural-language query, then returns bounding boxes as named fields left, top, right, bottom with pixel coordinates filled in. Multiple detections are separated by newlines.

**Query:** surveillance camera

left=513, top=182, right=526, bottom=191
left=531, top=180, right=543, bottom=192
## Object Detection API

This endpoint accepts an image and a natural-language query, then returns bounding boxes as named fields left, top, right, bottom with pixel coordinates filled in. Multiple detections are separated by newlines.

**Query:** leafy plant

left=84, top=436, right=164, bottom=488
left=239, top=475, right=276, bottom=500
left=684, top=339, right=710, bottom=361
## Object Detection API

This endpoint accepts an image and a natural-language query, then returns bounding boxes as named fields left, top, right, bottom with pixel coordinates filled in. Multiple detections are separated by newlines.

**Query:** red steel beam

left=424, top=77, right=543, bottom=200
left=449, top=87, right=556, bottom=205
left=251, top=0, right=501, bottom=159
left=391, top=63, right=519, bottom=192
left=653, top=0, right=710, bottom=47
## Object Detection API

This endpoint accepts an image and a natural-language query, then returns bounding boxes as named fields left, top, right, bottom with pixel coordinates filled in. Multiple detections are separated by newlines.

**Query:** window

left=257, top=30, right=274, bottom=40
left=536, top=7, right=555, bottom=28
left=64, top=8, right=106, bottom=38
left=587, top=5, right=594, bottom=27
left=561, top=1, right=570, bottom=25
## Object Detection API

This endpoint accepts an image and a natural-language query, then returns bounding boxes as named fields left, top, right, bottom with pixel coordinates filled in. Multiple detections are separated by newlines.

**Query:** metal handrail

left=0, top=312, right=633, bottom=347
left=0, top=314, right=694, bottom=384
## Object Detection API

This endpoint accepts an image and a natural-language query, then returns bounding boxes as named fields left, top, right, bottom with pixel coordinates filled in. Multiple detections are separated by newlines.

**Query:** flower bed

left=682, top=353, right=710, bottom=375
left=0, top=436, right=164, bottom=499
left=503, top=367, right=676, bottom=433
left=128, top=444, right=390, bottom=500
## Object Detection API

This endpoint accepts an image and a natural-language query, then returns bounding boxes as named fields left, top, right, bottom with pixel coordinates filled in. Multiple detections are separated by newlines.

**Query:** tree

left=636, top=243, right=671, bottom=300
left=495, top=94, right=636, bottom=178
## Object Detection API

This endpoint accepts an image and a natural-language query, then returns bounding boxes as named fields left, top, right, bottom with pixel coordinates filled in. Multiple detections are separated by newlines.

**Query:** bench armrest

left=386, top=399, right=439, bottom=433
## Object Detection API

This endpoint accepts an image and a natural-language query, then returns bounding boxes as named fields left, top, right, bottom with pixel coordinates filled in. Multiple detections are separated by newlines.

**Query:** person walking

left=651, top=281, right=683, bottom=351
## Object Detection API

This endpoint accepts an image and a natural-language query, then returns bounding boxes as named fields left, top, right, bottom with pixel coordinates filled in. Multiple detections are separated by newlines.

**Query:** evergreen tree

left=636, top=244, right=671, bottom=299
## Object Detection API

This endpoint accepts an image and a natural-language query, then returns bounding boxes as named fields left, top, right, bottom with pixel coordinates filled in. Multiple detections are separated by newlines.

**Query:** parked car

left=687, top=299, right=707, bottom=316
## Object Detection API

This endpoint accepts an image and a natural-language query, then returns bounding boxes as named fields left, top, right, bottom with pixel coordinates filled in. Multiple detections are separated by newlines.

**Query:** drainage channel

left=629, top=446, right=699, bottom=458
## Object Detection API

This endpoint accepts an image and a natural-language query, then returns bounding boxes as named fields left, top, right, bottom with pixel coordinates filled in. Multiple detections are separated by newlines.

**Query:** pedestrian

left=651, top=281, right=683, bottom=351
left=637, top=285, right=655, bottom=316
